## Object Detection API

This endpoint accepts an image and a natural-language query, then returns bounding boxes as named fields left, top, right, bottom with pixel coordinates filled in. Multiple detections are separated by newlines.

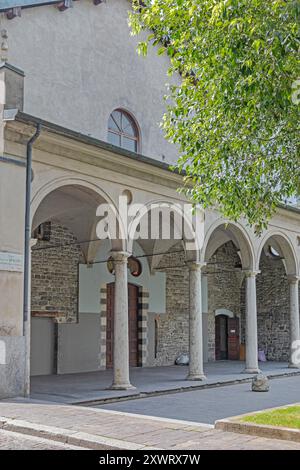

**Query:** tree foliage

left=129, top=0, right=300, bottom=230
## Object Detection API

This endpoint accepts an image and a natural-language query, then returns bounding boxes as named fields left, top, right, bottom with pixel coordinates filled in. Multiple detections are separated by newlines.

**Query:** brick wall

left=31, top=223, right=82, bottom=322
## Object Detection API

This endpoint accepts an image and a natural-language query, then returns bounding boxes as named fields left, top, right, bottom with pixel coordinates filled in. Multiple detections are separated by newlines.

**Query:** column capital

left=243, top=269, right=260, bottom=278
left=186, top=261, right=206, bottom=271
left=287, top=275, right=300, bottom=285
left=109, top=250, right=130, bottom=264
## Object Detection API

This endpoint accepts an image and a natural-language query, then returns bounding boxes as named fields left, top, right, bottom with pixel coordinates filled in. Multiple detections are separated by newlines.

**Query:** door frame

left=215, top=311, right=240, bottom=361
left=215, top=314, right=229, bottom=360
left=100, top=283, right=149, bottom=369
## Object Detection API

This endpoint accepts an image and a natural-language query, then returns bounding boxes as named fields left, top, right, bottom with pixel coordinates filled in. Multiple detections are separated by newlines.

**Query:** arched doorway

left=254, top=233, right=299, bottom=364
left=201, top=220, right=255, bottom=364
left=106, top=283, right=139, bottom=368
left=215, top=314, right=240, bottom=360
left=30, top=182, right=120, bottom=378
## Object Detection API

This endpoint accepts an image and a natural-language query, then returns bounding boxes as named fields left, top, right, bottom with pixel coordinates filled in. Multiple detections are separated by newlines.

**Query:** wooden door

left=106, top=283, right=139, bottom=369
left=227, top=317, right=240, bottom=360
left=215, top=315, right=221, bottom=360
left=215, top=315, right=228, bottom=360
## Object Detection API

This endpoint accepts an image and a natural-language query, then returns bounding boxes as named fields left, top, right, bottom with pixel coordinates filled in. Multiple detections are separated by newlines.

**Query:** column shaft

left=110, top=252, right=135, bottom=390
left=288, top=276, right=300, bottom=368
left=243, top=272, right=260, bottom=374
left=187, top=263, right=206, bottom=380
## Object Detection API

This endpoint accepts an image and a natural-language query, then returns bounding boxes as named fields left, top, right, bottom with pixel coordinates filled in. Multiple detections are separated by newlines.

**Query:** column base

left=288, top=363, right=300, bottom=369
left=241, top=368, right=261, bottom=374
left=109, top=383, right=136, bottom=391
left=186, top=374, right=206, bottom=381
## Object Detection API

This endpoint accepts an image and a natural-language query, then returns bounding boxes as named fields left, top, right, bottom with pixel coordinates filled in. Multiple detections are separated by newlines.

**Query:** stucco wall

left=0, top=336, right=25, bottom=398
left=0, top=161, right=25, bottom=337
left=1, top=0, right=179, bottom=163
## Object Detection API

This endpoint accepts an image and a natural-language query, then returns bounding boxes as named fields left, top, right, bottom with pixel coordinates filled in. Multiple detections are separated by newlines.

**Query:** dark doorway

left=215, top=315, right=240, bottom=360
left=106, top=283, right=139, bottom=368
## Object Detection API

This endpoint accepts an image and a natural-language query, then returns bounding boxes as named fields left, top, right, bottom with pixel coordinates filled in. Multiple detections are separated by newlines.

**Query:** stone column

left=110, top=251, right=135, bottom=390
left=288, top=275, right=300, bottom=369
left=243, top=271, right=260, bottom=374
left=187, top=262, right=206, bottom=380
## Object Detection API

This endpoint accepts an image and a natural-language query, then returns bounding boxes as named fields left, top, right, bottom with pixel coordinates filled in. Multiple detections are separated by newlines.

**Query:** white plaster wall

left=2, top=0, right=179, bottom=163
left=0, top=336, right=25, bottom=398
left=58, top=313, right=101, bottom=374
left=0, top=161, right=25, bottom=336
left=30, top=317, right=54, bottom=376
left=79, top=239, right=166, bottom=314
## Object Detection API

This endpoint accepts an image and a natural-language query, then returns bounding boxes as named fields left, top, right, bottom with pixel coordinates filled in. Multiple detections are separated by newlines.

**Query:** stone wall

left=205, top=242, right=244, bottom=361
left=152, top=241, right=243, bottom=365
left=241, top=253, right=290, bottom=361
left=31, top=222, right=82, bottom=322
left=31, top=224, right=292, bottom=365
left=153, top=245, right=189, bottom=366
left=257, top=253, right=289, bottom=361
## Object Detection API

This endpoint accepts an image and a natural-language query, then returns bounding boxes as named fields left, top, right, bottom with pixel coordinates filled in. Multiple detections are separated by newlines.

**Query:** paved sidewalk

left=31, top=361, right=300, bottom=404
left=0, top=429, right=85, bottom=450
left=0, top=400, right=299, bottom=450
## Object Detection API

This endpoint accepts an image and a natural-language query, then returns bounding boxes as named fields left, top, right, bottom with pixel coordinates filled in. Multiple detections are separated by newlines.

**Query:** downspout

left=23, top=123, right=41, bottom=327
left=23, top=123, right=41, bottom=396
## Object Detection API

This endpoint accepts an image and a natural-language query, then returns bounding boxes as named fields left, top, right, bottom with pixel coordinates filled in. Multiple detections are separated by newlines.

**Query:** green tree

left=129, top=0, right=300, bottom=230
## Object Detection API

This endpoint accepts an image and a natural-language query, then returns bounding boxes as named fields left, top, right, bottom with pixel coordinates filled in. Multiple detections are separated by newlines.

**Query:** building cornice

left=4, top=111, right=185, bottom=192
left=3, top=112, right=300, bottom=220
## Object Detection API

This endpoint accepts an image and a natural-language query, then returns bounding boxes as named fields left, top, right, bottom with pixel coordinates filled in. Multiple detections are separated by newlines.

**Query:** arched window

left=108, top=109, right=139, bottom=153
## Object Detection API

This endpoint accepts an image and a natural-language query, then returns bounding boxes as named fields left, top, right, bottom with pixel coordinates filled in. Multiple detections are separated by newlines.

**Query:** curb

left=215, top=403, right=300, bottom=443
left=0, top=416, right=159, bottom=450
left=215, top=419, right=300, bottom=443
left=73, top=370, right=300, bottom=407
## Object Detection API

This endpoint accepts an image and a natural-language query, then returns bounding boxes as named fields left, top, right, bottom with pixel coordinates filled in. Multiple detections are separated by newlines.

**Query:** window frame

left=107, top=109, right=140, bottom=153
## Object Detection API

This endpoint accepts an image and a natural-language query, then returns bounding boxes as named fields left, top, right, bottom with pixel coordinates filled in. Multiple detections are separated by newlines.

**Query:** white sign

left=0, top=252, right=23, bottom=272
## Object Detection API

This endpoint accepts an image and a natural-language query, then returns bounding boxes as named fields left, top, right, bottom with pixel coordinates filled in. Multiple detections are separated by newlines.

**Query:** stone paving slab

left=30, top=362, right=300, bottom=405
left=0, top=429, right=85, bottom=450
left=0, top=400, right=299, bottom=450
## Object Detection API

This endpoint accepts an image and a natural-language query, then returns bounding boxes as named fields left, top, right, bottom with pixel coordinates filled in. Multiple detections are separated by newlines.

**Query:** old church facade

left=0, top=0, right=299, bottom=398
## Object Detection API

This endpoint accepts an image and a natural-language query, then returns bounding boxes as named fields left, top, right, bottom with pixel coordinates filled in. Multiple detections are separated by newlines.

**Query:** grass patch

left=241, top=406, right=300, bottom=430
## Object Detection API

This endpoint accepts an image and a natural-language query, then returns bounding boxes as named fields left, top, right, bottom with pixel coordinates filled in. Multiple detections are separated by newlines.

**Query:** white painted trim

left=215, top=308, right=234, bottom=318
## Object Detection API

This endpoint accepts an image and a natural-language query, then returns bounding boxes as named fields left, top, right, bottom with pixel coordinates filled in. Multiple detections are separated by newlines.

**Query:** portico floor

left=30, top=361, right=300, bottom=405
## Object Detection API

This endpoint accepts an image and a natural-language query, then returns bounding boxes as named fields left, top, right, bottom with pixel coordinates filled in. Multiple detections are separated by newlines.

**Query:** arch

left=215, top=308, right=234, bottom=318
left=31, top=176, right=127, bottom=258
left=126, top=199, right=202, bottom=263
left=107, top=108, right=141, bottom=153
left=201, top=218, right=255, bottom=270
left=256, top=230, right=298, bottom=276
